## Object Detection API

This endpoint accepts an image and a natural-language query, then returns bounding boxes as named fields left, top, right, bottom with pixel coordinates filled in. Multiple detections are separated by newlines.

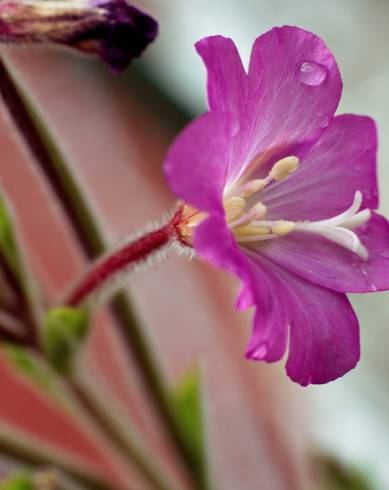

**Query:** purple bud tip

left=0, top=0, right=159, bottom=73
left=74, top=1, right=159, bottom=73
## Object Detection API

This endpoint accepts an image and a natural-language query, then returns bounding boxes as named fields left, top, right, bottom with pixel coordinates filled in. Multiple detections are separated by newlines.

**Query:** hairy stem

left=66, top=220, right=177, bottom=307
left=0, top=56, right=207, bottom=489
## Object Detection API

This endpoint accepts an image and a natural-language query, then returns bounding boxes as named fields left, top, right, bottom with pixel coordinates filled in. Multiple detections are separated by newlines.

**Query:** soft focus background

left=0, top=0, right=388, bottom=489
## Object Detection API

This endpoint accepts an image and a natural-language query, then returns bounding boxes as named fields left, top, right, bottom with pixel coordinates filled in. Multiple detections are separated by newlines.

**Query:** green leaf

left=0, top=192, right=41, bottom=319
left=0, top=473, right=34, bottom=490
left=315, top=454, right=375, bottom=490
left=41, top=307, right=89, bottom=375
left=4, top=345, right=61, bottom=399
left=170, top=368, right=205, bottom=483
left=0, top=194, right=21, bottom=276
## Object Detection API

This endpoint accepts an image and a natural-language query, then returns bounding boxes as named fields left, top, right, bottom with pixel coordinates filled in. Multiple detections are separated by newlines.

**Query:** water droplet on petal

left=313, top=112, right=330, bottom=128
left=353, top=163, right=365, bottom=173
left=364, top=189, right=372, bottom=199
left=380, top=250, right=389, bottom=260
left=231, top=119, right=240, bottom=137
left=298, top=61, right=328, bottom=86
left=361, top=266, right=378, bottom=291
left=363, top=189, right=377, bottom=201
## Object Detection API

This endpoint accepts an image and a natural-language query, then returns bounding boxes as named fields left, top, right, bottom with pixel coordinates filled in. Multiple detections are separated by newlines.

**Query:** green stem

left=0, top=56, right=207, bottom=489
left=69, top=371, right=173, bottom=490
left=0, top=427, right=114, bottom=490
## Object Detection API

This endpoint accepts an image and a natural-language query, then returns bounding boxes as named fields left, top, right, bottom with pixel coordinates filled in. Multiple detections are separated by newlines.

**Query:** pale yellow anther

left=269, top=156, right=299, bottom=182
left=271, top=220, right=296, bottom=235
left=234, top=225, right=270, bottom=237
left=224, top=196, right=246, bottom=222
left=250, top=202, right=267, bottom=220
left=224, top=196, right=245, bottom=211
left=240, top=179, right=268, bottom=197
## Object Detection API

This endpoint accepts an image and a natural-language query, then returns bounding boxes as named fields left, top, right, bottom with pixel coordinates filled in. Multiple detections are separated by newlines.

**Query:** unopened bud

left=41, top=306, right=89, bottom=375
left=0, top=0, right=158, bottom=73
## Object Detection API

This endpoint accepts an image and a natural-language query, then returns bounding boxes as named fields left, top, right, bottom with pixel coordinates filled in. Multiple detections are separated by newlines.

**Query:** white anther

left=269, top=156, right=299, bottom=182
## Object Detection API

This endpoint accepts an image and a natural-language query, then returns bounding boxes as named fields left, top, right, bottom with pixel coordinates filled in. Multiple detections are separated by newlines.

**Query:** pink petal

left=249, top=213, right=389, bottom=293
left=195, top=217, right=360, bottom=385
left=194, top=217, right=289, bottom=364
left=245, top=255, right=360, bottom=386
left=194, top=214, right=250, bottom=282
left=194, top=27, right=342, bottom=187
left=260, top=115, right=378, bottom=221
left=195, top=36, right=248, bottom=117
left=163, top=111, right=231, bottom=212
left=227, top=26, right=342, bottom=184
left=284, top=276, right=360, bottom=386
left=244, top=269, right=289, bottom=363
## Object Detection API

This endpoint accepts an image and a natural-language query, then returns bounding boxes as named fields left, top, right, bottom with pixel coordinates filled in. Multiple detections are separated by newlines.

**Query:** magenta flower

left=164, top=26, right=389, bottom=386
left=0, top=0, right=158, bottom=72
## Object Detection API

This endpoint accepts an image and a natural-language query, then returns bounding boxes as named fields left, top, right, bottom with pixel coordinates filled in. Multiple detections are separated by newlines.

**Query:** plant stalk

left=0, top=427, right=114, bottom=490
left=0, top=56, right=207, bottom=489
left=66, top=220, right=178, bottom=307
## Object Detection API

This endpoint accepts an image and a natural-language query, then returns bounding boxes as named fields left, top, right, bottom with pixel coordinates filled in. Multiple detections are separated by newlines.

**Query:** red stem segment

left=67, top=219, right=178, bottom=307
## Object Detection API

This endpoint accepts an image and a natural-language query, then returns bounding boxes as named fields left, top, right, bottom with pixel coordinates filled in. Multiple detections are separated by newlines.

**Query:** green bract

left=41, top=307, right=89, bottom=375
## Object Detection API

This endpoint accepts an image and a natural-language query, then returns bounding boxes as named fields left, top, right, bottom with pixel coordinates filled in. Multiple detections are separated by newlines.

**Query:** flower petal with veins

left=164, top=26, right=389, bottom=385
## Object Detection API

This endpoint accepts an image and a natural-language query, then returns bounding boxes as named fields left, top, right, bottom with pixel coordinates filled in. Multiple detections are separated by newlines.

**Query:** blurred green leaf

left=41, top=307, right=89, bottom=375
left=0, top=192, right=42, bottom=321
left=315, top=454, right=375, bottom=490
left=5, top=344, right=61, bottom=398
left=170, top=368, right=206, bottom=483
left=0, top=194, right=19, bottom=274
left=0, top=473, right=34, bottom=490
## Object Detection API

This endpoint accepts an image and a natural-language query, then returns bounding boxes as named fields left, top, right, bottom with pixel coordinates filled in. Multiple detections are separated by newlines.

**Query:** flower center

left=178, top=155, right=371, bottom=260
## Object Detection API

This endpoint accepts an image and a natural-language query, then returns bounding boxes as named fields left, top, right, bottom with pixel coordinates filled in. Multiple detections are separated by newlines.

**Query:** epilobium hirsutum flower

left=164, top=26, right=389, bottom=385
left=0, top=0, right=158, bottom=72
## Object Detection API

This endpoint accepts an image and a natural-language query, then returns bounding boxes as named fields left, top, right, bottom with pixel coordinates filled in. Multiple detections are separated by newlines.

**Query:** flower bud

left=0, top=0, right=158, bottom=72
left=41, top=306, right=89, bottom=375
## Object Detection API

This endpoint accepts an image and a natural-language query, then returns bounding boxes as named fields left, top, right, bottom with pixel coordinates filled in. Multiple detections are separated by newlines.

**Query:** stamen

left=271, top=220, right=296, bottom=235
left=237, top=233, right=278, bottom=243
left=224, top=197, right=246, bottom=222
left=251, top=202, right=268, bottom=219
left=234, top=225, right=270, bottom=237
left=227, top=179, right=268, bottom=198
left=269, top=156, right=299, bottom=181
left=226, top=155, right=300, bottom=200
left=228, top=202, right=267, bottom=228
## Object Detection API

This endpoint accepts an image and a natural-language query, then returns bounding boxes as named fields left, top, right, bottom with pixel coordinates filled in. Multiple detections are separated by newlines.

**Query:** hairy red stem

left=67, top=216, right=180, bottom=307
